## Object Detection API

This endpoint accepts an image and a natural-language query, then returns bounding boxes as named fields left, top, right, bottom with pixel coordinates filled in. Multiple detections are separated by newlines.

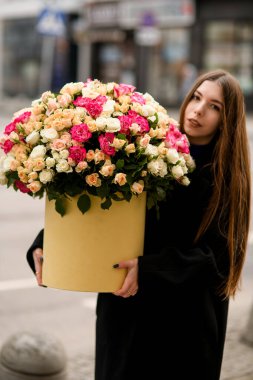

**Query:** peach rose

left=27, top=180, right=42, bottom=193
left=131, top=181, right=144, bottom=194
left=114, top=173, right=127, bottom=186
left=85, top=173, right=101, bottom=187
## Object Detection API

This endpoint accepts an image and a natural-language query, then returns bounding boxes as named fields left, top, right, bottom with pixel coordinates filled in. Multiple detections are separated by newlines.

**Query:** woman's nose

left=194, top=102, right=204, bottom=115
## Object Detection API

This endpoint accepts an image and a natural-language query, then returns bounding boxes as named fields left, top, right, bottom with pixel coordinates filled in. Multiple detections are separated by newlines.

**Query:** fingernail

left=113, top=263, right=119, bottom=268
left=40, top=285, right=47, bottom=288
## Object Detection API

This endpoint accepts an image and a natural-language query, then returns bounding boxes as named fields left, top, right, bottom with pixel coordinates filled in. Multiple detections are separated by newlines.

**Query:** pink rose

left=165, top=124, right=190, bottom=154
left=131, top=92, right=146, bottom=105
left=118, top=115, right=132, bottom=135
left=14, top=111, right=31, bottom=125
left=69, top=146, right=87, bottom=163
left=114, top=83, right=136, bottom=97
left=70, top=123, right=92, bottom=142
left=128, top=110, right=150, bottom=134
left=98, top=133, right=116, bottom=156
left=4, top=122, right=16, bottom=135
left=1, top=140, right=14, bottom=153
left=73, top=95, right=107, bottom=118
left=15, top=180, right=31, bottom=193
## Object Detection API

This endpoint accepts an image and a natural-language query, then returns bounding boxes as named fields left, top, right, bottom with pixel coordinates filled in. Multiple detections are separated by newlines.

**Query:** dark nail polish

left=113, top=263, right=119, bottom=268
left=40, top=285, right=48, bottom=288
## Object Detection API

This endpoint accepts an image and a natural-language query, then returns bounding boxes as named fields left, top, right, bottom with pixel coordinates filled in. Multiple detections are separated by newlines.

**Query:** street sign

left=36, top=7, right=67, bottom=37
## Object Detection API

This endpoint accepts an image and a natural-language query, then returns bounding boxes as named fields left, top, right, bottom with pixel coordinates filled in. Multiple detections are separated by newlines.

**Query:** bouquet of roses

left=0, top=79, right=195, bottom=216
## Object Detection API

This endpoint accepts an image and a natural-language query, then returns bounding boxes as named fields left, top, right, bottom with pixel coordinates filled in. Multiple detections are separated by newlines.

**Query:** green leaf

left=77, top=194, right=91, bottom=214
left=117, top=133, right=127, bottom=140
left=116, top=159, right=124, bottom=169
left=55, top=198, right=66, bottom=217
left=97, top=183, right=109, bottom=199
left=156, top=186, right=166, bottom=201
left=101, top=197, right=112, bottom=210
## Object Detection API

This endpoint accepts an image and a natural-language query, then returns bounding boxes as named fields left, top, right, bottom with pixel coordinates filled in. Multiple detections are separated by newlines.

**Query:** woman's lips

left=188, top=118, right=201, bottom=127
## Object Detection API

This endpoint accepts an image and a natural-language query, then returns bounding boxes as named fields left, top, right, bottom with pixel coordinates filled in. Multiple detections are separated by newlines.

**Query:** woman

left=27, top=70, right=251, bottom=380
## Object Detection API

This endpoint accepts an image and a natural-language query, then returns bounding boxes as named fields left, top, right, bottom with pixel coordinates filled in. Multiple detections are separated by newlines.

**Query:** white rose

left=39, top=169, right=54, bottom=184
left=31, top=98, right=41, bottom=107
left=40, top=128, right=59, bottom=141
left=166, top=148, right=179, bottom=164
left=52, top=151, right=60, bottom=160
left=148, top=115, right=156, bottom=123
left=157, top=112, right=170, bottom=125
left=26, top=131, right=40, bottom=145
left=140, top=104, right=156, bottom=117
left=171, top=165, right=184, bottom=179
left=144, top=144, right=159, bottom=157
left=3, top=156, right=16, bottom=172
left=59, top=149, right=69, bottom=159
left=45, top=157, right=56, bottom=168
left=9, top=132, right=19, bottom=142
left=147, top=158, right=168, bottom=177
left=103, top=99, right=115, bottom=115
left=106, top=82, right=115, bottom=92
left=30, top=145, right=46, bottom=159
left=0, top=170, right=8, bottom=185
left=56, top=159, right=72, bottom=173
left=181, top=176, right=190, bottom=186
left=104, top=117, right=121, bottom=133
left=95, top=117, right=107, bottom=131
left=184, top=154, right=196, bottom=171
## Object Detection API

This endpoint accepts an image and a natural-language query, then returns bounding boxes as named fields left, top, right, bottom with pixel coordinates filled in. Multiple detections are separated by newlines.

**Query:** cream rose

left=45, top=157, right=56, bottom=168
left=171, top=165, right=184, bottom=179
left=147, top=158, right=168, bottom=177
left=39, top=169, right=54, bottom=184
left=30, top=145, right=46, bottom=159
left=26, top=131, right=40, bottom=145
left=125, top=143, right=136, bottom=155
left=104, top=118, right=121, bottom=133
left=144, top=144, right=158, bottom=157
left=40, top=128, right=59, bottom=142
left=166, top=148, right=179, bottom=164
left=56, top=159, right=72, bottom=173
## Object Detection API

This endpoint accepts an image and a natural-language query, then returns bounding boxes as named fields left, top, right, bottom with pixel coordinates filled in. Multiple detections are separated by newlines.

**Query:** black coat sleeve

left=138, top=229, right=228, bottom=291
left=26, top=229, right=44, bottom=273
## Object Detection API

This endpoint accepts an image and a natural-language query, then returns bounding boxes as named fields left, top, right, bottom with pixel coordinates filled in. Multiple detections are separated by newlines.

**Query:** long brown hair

left=179, top=69, right=251, bottom=298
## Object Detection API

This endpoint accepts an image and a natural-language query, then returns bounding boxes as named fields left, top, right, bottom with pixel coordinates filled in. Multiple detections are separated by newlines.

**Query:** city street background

left=0, top=107, right=253, bottom=379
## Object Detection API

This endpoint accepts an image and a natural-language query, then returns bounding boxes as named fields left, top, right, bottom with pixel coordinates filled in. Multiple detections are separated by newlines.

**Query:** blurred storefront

left=0, top=0, right=253, bottom=110
left=78, top=0, right=196, bottom=108
left=77, top=0, right=253, bottom=109
left=194, top=0, right=253, bottom=110
left=0, top=0, right=82, bottom=101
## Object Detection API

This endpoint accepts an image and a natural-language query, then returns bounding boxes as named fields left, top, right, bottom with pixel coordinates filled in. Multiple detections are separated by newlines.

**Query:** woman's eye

left=192, top=94, right=200, bottom=101
left=210, top=104, right=220, bottom=111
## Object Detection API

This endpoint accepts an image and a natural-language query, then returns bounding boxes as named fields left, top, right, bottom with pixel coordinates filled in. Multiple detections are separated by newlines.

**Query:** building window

left=203, top=21, right=253, bottom=95
left=3, top=18, right=42, bottom=98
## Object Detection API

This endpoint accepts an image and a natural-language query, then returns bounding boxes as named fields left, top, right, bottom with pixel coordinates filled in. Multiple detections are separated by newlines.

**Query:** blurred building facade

left=0, top=0, right=253, bottom=110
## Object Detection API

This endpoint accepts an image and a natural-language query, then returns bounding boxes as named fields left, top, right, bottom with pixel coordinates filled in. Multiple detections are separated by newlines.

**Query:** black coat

left=27, top=143, right=229, bottom=380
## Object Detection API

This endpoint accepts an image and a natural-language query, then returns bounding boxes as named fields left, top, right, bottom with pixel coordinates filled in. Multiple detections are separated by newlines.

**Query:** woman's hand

left=113, top=258, right=139, bottom=298
left=33, top=248, right=44, bottom=286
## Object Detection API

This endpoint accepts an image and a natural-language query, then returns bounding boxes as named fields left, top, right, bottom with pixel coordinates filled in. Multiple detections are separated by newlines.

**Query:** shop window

left=203, top=21, right=253, bottom=95
left=3, top=18, right=42, bottom=98
left=150, top=28, right=196, bottom=107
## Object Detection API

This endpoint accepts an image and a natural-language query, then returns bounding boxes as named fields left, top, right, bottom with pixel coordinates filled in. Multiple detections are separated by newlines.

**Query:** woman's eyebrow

left=195, top=90, right=223, bottom=107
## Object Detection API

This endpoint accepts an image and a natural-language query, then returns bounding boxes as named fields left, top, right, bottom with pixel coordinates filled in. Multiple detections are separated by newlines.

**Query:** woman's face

left=183, top=80, right=224, bottom=145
